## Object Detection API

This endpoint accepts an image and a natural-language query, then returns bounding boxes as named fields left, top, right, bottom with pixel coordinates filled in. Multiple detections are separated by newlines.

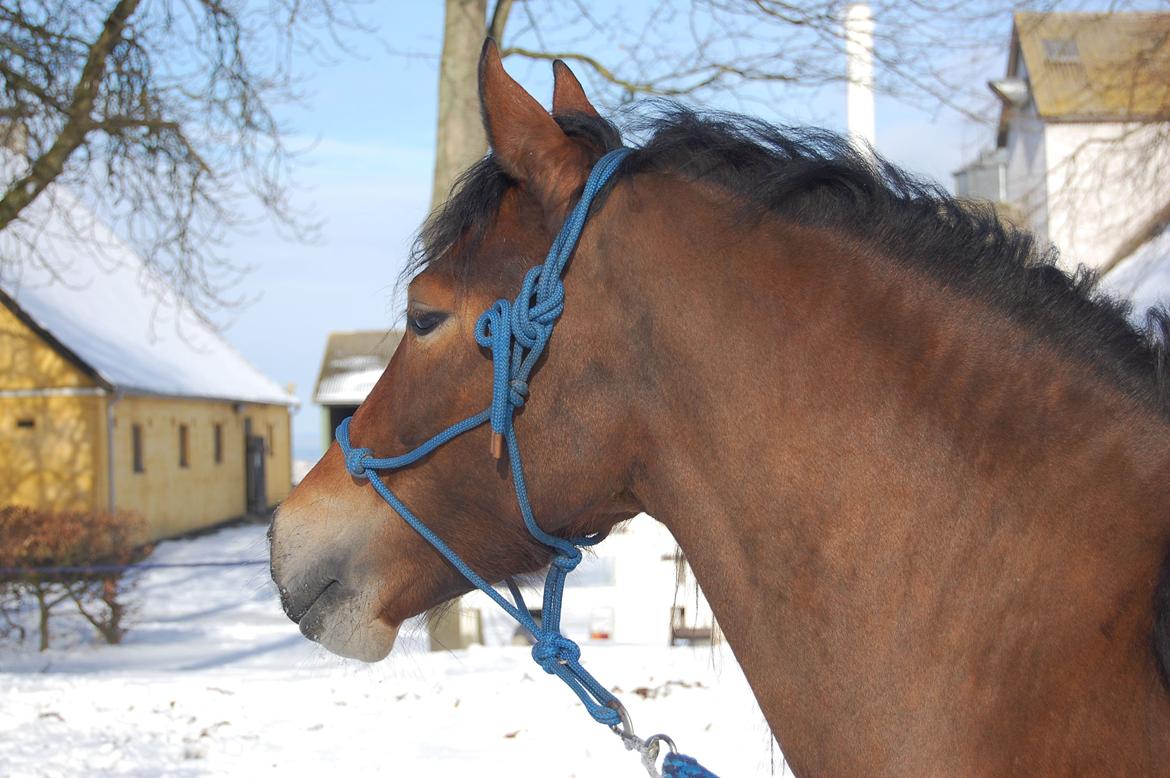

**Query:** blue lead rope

left=337, top=148, right=718, bottom=778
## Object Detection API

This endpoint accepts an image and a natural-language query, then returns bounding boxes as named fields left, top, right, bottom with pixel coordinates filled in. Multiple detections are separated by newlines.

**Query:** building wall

left=0, top=394, right=108, bottom=513
left=111, top=396, right=293, bottom=540
left=1043, top=121, right=1170, bottom=271
left=0, top=302, right=107, bottom=512
left=320, top=404, right=358, bottom=453
left=1003, top=93, right=1050, bottom=247
left=258, top=404, right=294, bottom=511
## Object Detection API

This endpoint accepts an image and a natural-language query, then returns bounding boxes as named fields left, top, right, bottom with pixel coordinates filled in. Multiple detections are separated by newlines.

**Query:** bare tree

left=0, top=0, right=362, bottom=313
left=430, top=0, right=1170, bottom=269
left=427, top=0, right=1025, bottom=205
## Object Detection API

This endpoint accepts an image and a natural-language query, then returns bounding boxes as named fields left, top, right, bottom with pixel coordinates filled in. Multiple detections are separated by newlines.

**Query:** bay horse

left=270, top=41, right=1170, bottom=775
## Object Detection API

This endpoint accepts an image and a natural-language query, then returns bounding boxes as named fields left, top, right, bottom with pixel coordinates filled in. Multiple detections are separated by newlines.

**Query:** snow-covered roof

left=313, top=330, right=401, bottom=406
left=1100, top=223, right=1170, bottom=317
left=0, top=185, right=296, bottom=406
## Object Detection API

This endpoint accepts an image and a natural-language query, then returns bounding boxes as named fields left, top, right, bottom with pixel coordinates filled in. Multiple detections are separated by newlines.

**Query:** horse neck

left=604, top=181, right=1170, bottom=774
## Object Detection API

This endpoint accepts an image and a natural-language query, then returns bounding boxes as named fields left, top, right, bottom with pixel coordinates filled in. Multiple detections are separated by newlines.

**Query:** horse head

left=269, top=44, right=643, bottom=662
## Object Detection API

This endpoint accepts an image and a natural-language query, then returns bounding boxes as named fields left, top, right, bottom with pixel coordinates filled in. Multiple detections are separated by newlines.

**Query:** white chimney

left=844, top=3, right=876, bottom=154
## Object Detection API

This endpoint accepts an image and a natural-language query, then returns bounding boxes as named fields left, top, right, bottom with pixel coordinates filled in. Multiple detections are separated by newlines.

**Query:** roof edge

left=995, top=21, right=1025, bottom=148
left=115, top=385, right=301, bottom=408
left=1101, top=197, right=1170, bottom=277
left=0, top=287, right=112, bottom=391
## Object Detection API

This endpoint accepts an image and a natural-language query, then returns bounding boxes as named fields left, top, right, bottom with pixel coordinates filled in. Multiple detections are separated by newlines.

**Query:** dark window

left=267, top=423, right=274, bottom=458
left=214, top=423, right=224, bottom=464
left=179, top=424, right=189, bottom=468
left=329, top=405, right=359, bottom=437
left=132, top=424, right=145, bottom=473
left=15, top=418, right=35, bottom=429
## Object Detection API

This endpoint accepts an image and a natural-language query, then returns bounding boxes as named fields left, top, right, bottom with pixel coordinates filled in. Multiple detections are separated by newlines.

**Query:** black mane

left=413, top=102, right=1170, bottom=692
left=412, top=105, right=1170, bottom=415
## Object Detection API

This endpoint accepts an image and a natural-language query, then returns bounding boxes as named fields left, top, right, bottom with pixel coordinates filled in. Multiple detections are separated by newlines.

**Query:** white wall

left=1043, top=121, right=1170, bottom=271
left=1003, top=96, right=1049, bottom=244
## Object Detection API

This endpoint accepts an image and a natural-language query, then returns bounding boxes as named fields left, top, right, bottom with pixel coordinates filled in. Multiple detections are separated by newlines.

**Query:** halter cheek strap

left=336, top=148, right=718, bottom=778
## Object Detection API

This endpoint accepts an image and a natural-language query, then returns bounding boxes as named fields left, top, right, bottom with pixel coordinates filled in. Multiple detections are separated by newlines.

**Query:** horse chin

left=296, top=581, right=400, bottom=663
left=315, top=618, right=398, bottom=663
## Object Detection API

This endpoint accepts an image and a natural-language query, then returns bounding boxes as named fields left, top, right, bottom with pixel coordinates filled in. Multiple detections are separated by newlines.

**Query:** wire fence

left=0, top=559, right=268, bottom=576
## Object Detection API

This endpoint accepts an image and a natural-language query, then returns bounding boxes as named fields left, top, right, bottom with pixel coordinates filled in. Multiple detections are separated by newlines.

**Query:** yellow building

left=0, top=187, right=296, bottom=541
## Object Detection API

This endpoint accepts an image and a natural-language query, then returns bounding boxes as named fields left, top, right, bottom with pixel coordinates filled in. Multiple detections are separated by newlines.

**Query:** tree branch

left=0, top=0, right=142, bottom=232
left=502, top=45, right=697, bottom=96
left=488, top=0, right=515, bottom=45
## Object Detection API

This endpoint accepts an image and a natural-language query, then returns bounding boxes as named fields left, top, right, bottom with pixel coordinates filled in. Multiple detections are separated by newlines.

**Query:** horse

left=270, top=41, right=1170, bottom=775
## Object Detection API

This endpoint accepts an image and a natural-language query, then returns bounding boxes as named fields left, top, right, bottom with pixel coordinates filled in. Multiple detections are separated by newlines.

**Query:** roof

left=313, top=330, right=402, bottom=406
left=1007, top=12, right=1170, bottom=123
left=0, top=184, right=297, bottom=406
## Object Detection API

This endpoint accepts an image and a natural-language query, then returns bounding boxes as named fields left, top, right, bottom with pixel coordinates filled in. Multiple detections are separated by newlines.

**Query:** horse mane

left=413, top=105, right=1170, bottom=414
left=409, top=106, right=1170, bottom=688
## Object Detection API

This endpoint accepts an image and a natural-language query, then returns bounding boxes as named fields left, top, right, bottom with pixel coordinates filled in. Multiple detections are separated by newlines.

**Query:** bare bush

left=0, top=506, right=145, bottom=650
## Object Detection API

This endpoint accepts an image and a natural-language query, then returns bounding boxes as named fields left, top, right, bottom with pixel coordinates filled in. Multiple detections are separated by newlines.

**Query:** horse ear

left=551, top=59, right=600, bottom=118
left=479, top=39, right=588, bottom=210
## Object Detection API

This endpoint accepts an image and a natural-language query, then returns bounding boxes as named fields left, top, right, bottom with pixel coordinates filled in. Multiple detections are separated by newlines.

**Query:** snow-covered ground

left=0, top=523, right=783, bottom=777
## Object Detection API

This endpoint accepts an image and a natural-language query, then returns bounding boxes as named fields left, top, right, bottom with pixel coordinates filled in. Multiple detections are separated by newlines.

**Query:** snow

left=0, top=523, right=783, bottom=776
left=0, top=185, right=295, bottom=405
left=311, top=331, right=402, bottom=407
left=313, top=363, right=385, bottom=406
left=1100, top=224, right=1170, bottom=317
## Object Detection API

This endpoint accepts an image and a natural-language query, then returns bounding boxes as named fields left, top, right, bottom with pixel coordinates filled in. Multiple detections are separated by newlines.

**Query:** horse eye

left=408, top=311, right=447, bottom=335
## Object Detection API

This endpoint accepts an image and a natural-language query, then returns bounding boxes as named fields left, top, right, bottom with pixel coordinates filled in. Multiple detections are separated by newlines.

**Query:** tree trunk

left=425, top=0, right=515, bottom=652
left=431, top=0, right=489, bottom=211
left=34, top=584, right=50, bottom=652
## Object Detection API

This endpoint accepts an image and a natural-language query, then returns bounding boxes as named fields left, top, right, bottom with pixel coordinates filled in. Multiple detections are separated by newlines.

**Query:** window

left=15, top=418, right=35, bottom=429
left=267, top=423, right=274, bottom=458
left=1042, top=38, right=1080, bottom=63
left=214, top=423, right=224, bottom=464
left=132, top=424, right=145, bottom=473
left=178, top=424, right=189, bottom=468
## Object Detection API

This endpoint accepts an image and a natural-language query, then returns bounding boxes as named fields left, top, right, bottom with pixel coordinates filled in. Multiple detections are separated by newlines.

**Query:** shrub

left=0, top=507, right=145, bottom=650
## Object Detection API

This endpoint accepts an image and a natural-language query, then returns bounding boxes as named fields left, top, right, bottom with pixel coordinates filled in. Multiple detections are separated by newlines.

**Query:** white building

left=958, top=12, right=1170, bottom=272
left=312, top=330, right=402, bottom=449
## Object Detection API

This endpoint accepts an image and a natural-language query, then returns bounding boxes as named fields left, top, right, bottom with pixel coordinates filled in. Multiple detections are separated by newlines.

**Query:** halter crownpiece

left=336, top=147, right=719, bottom=778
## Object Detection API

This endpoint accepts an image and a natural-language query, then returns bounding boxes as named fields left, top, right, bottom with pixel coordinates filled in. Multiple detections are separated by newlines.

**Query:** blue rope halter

left=336, top=148, right=718, bottom=778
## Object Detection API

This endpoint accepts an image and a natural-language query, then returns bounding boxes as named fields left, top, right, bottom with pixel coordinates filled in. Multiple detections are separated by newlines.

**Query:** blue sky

left=218, top=3, right=1004, bottom=462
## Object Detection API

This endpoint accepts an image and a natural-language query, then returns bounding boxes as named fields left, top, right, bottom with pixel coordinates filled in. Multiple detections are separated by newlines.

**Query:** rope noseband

left=336, top=148, right=718, bottom=777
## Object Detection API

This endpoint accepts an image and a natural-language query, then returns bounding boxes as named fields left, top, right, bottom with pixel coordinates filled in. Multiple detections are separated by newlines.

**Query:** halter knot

left=510, top=266, right=563, bottom=348
left=344, top=447, right=372, bottom=479
left=550, top=550, right=581, bottom=572
left=531, top=632, right=581, bottom=673
left=508, top=379, right=528, bottom=407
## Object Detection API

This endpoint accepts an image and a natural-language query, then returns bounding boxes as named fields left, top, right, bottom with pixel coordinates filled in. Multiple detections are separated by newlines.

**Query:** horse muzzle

left=268, top=454, right=402, bottom=663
